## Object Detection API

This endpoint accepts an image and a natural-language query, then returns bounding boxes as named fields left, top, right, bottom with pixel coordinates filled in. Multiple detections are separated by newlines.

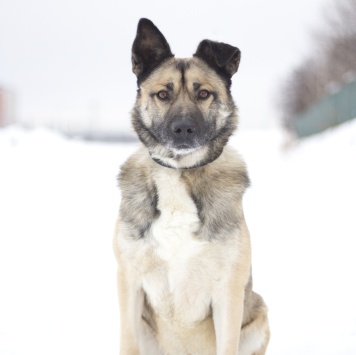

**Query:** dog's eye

left=198, top=90, right=210, bottom=100
left=157, top=91, right=169, bottom=100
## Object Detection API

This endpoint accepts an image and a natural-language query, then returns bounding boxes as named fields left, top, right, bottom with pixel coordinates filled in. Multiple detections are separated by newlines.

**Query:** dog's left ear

left=194, top=40, right=241, bottom=78
left=132, top=18, right=174, bottom=81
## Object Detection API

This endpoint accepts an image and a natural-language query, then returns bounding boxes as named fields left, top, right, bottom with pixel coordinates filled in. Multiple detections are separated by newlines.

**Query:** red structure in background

left=0, top=87, right=15, bottom=127
left=0, top=87, right=5, bottom=127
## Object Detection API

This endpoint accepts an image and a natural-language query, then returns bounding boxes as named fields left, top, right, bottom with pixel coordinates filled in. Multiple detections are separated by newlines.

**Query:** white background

left=0, top=0, right=328, bottom=132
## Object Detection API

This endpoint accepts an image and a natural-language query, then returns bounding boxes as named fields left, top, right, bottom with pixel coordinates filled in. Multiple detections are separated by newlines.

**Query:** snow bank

left=232, top=120, right=356, bottom=355
left=0, top=121, right=355, bottom=354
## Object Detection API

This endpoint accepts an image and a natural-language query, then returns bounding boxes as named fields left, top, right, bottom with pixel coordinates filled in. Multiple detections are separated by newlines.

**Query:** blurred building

left=0, top=87, right=16, bottom=127
left=293, top=79, right=356, bottom=138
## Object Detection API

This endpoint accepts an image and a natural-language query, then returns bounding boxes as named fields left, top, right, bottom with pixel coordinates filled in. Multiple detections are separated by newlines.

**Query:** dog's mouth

left=177, top=144, right=191, bottom=150
left=170, top=145, right=200, bottom=156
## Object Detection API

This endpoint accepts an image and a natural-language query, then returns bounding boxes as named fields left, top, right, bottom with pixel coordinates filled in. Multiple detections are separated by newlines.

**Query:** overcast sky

left=0, top=0, right=329, bottom=134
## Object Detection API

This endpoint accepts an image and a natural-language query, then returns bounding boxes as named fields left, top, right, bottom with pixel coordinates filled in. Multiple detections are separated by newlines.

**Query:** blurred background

left=1, top=0, right=356, bottom=354
left=3, top=0, right=354, bottom=138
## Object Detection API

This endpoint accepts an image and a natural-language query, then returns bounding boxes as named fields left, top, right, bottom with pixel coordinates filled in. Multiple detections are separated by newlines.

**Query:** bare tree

left=318, top=0, right=356, bottom=86
left=279, top=0, right=356, bottom=131
left=279, top=58, right=322, bottom=129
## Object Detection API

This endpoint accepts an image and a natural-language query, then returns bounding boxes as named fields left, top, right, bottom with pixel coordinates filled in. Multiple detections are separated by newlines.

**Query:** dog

left=113, top=18, right=270, bottom=355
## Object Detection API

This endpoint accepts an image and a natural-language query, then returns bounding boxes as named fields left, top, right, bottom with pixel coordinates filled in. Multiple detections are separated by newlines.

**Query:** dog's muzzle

left=169, top=118, right=198, bottom=149
left=163, top=106, right=209, bottom=151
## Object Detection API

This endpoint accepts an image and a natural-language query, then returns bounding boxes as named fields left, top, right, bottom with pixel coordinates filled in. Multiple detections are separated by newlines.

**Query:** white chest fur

left=150, top=169, right=201, bottom=261
left=140, top=168, right=214, bottom=325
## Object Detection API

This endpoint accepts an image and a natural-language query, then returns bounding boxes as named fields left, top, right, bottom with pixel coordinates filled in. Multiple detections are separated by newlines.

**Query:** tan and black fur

left=113, top=18, right=270, bottom=355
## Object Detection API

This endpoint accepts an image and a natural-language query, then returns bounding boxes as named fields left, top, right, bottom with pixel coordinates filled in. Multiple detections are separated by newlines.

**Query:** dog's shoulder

left=212, top=145, right=250, bottom=191
left=119, top=145, right=153, bottom=183
left=181, top=145, right=250, bottom=240
left=118, top=145, right=159, bottom=239
left=182, top=145, right=250, bottom=195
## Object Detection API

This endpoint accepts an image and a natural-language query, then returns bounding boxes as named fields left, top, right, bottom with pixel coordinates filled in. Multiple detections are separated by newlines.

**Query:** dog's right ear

left=132, top=18, right=173, bottom=81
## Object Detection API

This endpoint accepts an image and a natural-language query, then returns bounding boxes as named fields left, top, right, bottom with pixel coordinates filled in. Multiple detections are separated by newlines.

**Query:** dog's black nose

left=170, top=119, right=196, bottom=139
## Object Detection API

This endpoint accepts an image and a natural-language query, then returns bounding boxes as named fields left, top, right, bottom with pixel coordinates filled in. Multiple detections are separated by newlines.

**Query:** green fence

left=294, top=80, right=356, bottom=138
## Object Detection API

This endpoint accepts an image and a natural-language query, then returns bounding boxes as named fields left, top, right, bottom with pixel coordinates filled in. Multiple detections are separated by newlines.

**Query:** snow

left=0, top=120, right=356, bottom=354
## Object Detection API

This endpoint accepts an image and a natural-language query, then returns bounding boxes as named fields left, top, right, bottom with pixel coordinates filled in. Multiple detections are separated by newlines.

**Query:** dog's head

left=131, top=18, right=241, bottom=169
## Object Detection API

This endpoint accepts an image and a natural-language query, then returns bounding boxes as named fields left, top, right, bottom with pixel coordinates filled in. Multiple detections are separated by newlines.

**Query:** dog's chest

left=141, top=169, right=216, bottom=324
left=151, top=169, right=201, bottom=260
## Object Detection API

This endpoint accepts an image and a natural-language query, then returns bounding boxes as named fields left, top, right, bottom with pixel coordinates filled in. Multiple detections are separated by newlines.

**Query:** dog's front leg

left=213, top=228, right=251, bottom=355
left=117, top=261, right=144, bottom=355
left=212, top=278, right=246, bottom=355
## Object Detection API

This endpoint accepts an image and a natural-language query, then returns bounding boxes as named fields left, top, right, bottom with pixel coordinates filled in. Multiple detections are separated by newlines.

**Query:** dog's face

left=131, top=19, right=241, bottom=169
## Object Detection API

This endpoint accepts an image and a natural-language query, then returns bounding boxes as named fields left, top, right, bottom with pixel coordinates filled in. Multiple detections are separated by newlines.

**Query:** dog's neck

left=149, top=145, right=223, bottom=170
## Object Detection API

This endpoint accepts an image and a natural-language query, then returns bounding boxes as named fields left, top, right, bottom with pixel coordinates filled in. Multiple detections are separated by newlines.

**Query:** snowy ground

left=0, top=121, right=355, bottom=355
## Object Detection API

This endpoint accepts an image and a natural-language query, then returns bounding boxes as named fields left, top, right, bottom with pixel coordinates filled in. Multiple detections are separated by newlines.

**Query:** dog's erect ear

left=132, top=18, right=174, bottom=80
left=194, top=40, right=241, bottom=78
